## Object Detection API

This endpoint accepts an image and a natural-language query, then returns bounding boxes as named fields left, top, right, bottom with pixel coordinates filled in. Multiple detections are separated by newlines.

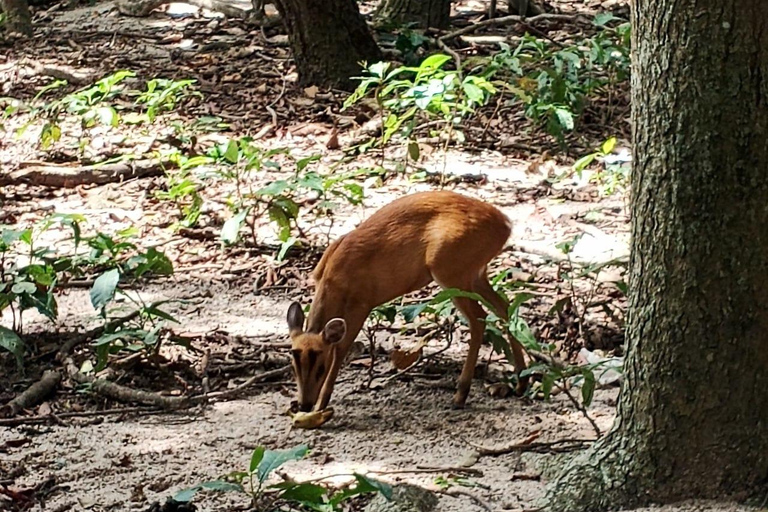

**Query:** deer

left=286, top=190, right=529, bottom=413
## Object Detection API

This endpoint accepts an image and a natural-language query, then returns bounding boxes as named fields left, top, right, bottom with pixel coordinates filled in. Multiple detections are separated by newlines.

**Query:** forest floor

left=0, top=0, right=763, bottom=511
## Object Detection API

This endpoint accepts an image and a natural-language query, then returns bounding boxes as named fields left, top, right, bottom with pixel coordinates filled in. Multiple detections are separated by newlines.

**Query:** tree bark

left=545, top=1, right=768, bottom=510
left=1, top=0, right=33, bottom=36
left=376, top=0, right=451, bottom=29
left=271, top=0, right=381, bottom=89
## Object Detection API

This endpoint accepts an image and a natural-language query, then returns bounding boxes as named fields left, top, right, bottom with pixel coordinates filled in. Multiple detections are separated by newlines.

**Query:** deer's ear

left=323, top=318, right=346, bottom=345
left=287, top=302, right=305, bottom=334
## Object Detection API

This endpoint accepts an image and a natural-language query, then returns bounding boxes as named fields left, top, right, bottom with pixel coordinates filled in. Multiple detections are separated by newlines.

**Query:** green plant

left=134, top=78, right=199, bottom=122
left=344, top=54, right=496, bottom=158
left=154, top=168, right=204, bottom=229
left=175, top=444, right=391, bottom=511
left=485, top=16, right=631, bottom=140
left=572, top=137, right=631, bottom=195
left=0, top=216, right=175, bottom=369
left=196, top=138, right=369, bottom=258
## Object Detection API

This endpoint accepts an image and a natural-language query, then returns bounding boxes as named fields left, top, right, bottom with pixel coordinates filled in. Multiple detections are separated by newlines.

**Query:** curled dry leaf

left=290, top=407, right=334, bottom=429
left=487, top=382, right=513, bottom=399
left=390, top=345, right=423, bottom=370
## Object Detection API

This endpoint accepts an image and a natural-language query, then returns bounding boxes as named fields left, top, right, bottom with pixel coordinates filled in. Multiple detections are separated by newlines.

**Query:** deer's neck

left=306, top=283, right=347, bottom=333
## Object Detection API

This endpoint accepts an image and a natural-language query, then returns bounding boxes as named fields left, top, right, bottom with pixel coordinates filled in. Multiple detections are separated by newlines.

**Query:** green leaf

left=0, top=326, right=25, bottom=367
left=572, top=153, right=597, bottom=175
left=220, top=208, right=249, bottom=245
left=249, top=446, right=265, bottom=473
left=554, top=108, right=574, bottom=130
left=277, top=237, right=297, bottom=261
left=330, top=474, right=392, bottom=507
left=256, top=180, right=290, bottom=196
left=581, top=369, right=596, bottom=407
left=593, top=12, right=616, bottom=26
left=274, top=482, right=328, bottom=503
left=223, top=139, right=239, bottom=164
left=407, top=141, right=420, bottom=161
left=143, top=305, right=179, bottom=323
left=419, top=54, right=451, bottom=72
left=399, top=302, right=430, bottom=323
left=257, top=445, right=309, bottom=483
left=96, top=106, right=119, bottom=127
left=90, top=269, right=120, bottom=311
left=12, top=282, right=37, bottom=294
left=600, top=136, right=617, bottom=155
left=297, top=154, right=321, bottom=172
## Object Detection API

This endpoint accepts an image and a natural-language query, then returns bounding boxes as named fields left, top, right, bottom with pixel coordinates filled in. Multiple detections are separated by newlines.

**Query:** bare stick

left=1, top=370, right=62, bottom=417
left=200, top=365, right=292, bottom=402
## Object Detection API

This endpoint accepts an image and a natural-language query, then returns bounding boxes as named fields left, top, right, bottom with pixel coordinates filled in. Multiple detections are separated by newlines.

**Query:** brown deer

left=286, top=190, right=528, bottom=413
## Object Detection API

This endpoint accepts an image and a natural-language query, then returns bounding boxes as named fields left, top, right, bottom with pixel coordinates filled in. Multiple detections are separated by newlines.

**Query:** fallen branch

left=1, top=159, right=171, bottom=188
left=0, top=406, right=161, bottom=427
left=439, top=13, right=584, bottom=43
left=0, top=370, right=62, bottom=417
left=65, top=359, right=190, bottom=410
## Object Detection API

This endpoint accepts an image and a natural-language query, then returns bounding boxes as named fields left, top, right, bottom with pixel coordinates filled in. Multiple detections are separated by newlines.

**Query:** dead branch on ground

left=0, top=370, right=62, bottom=417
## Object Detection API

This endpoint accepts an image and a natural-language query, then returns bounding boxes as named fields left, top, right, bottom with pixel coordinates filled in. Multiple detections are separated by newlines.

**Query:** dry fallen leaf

left=304, top=85, right=318, bottom=99
left=487, top=382, right=512, bottom=398
left=390, top=345, right=423, bottom=370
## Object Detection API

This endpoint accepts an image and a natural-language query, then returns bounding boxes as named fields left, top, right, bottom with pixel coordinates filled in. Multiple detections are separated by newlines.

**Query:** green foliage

left=134, top=78, right=199, bottom=122
left=175, top=137, right=371, bottom=257
left=0, top=216, right=175, bottom=368
left=345, top=54, right=496, bottom=152
left=175, top=444, right=391, bottom=511
left=18, top=72, right=199, bottom=149
left=486, top=17, right=631, bottom=140
left=571, top=137, right=631, bottom=195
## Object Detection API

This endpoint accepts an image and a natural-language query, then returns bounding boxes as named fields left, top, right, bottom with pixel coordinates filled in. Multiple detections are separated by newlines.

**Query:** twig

left=367, top=466, right=484, bottom=477
left=200, top=365, right=292, bottom=402
left=467, top=433, right=596, bottom=456
left=554, top=381, right=602, bottom=437
left=0, top=406, right=162, bottom=427
left=439, top=13, right=583, bottom=42
left=1, top=370, right=62, bottom=417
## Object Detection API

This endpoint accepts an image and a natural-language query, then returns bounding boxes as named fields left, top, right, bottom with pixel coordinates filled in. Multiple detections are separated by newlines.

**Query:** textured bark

left=545, top=0, right=768, bottom=510
left=376, top=0, right=451, bottom=29
left=1, top=0, right=33, bottom=35
left=271, top=0, right=381, bottom=89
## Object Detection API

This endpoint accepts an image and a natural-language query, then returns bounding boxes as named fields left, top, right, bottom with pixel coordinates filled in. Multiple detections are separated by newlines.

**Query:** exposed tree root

left=466, top=431, right=596, bottom=456
left=0, top=370, right=62, bottom=417
left=1, top=159, right=170, bottom=188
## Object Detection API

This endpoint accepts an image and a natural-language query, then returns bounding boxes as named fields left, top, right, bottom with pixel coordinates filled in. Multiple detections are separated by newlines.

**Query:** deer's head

left=286, top=302, right=346, bottom=411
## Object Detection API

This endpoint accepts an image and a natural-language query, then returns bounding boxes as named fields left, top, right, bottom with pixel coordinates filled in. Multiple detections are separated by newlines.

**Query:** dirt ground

left=0, top=0, right=763, bottom=511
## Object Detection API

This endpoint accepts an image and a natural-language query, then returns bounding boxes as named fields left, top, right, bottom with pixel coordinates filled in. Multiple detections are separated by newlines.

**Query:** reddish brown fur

left=287, top=191, right=528, bottom=412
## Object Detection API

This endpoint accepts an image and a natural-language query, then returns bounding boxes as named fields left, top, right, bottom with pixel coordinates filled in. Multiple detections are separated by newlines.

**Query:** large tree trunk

left=1, top=0, right=33, bottom=36
left=271, top=0, right=381, bottom=89
left=376, top=0, right=451, bottom=29
left=545, top=1, right=768, bottom=510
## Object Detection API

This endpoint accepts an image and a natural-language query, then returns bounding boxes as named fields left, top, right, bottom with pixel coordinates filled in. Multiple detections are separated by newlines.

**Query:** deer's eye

left=316, top=364, right=326, bottom=380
